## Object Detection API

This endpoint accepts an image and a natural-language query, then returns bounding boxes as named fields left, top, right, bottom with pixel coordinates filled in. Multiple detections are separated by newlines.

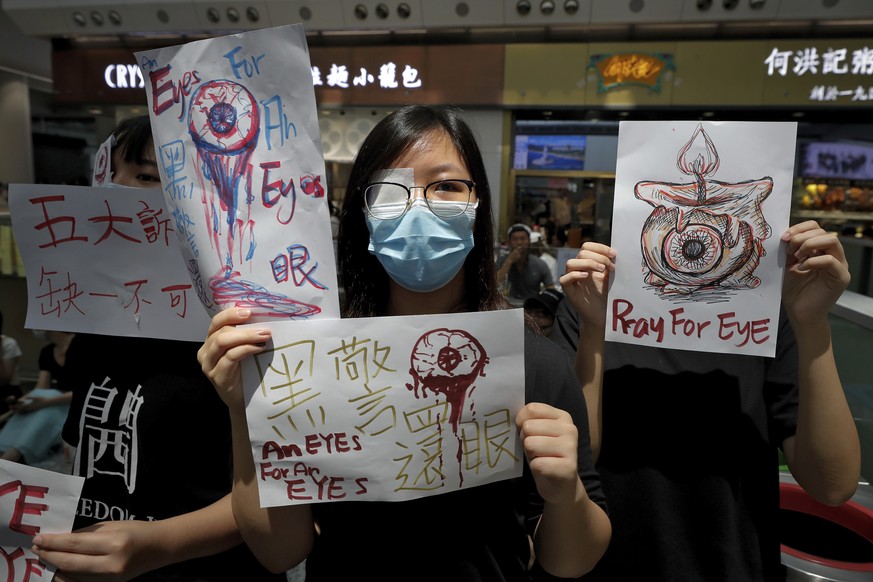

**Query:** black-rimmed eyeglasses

left=362, top=179, right=476, bottom=220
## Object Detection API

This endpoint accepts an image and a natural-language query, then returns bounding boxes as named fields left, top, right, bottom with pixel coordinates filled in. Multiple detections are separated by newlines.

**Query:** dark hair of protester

left=337, top=105, right=509, bottom=317
left=112, top=115, right=154, bottom=165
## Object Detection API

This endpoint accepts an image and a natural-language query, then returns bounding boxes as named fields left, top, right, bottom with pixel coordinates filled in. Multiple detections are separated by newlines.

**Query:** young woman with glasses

left=198, top=105, right=612, bottom=581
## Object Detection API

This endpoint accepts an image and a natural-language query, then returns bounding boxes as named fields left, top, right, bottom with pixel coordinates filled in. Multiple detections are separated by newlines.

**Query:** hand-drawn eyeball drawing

left=93, top=140, right=110, bottom=186
left=188, top=79, right=320, bottom=318
left=406, top=328, right=489, bottom=434
left=634, top=124, right=773, bottom=295
left=188, top=79, right=259, bottom=247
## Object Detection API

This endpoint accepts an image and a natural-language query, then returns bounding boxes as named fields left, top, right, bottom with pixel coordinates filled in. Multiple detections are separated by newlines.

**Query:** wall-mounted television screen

left=801, top=141, right=873, bottom=180
left=514, top=134, right=586, bottom=171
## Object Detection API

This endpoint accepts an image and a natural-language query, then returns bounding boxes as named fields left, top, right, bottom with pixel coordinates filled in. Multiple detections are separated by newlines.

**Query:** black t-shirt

left=552, top=299, right=799, bottom=582
left=63, top=333, right=283, bottom=582
left=38, top=343, right=70, bottom=392
left=304, top=328, right=607, bottom=582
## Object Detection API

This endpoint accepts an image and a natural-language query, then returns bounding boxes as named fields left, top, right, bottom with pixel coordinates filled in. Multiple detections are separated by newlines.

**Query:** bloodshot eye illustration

left=634, top=124, right=773, bottom=295
left=188, top=80, right=259, bottom=155
left=187, top=79, right=321, bottom=319
left=407, top=328, right=489, bottom=434
left=93, top=141, right=110, bottom=185
left=188, top=80, right=260, bottom=224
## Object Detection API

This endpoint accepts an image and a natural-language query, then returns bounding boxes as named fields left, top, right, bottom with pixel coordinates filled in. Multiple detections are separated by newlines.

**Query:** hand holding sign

left=780, top=220, right=851, bottom=326
left=32, top=520, right=166, bottom=582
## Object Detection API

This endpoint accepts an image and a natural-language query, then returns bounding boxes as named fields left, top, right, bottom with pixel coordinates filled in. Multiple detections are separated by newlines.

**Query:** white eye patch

left=373, top=167, right=414, bottom=186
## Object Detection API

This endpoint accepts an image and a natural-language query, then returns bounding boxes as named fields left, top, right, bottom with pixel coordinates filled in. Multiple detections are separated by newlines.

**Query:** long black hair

left=111, top=115, right=155, bottom=165
left=337, top=105, right=510, bottom=317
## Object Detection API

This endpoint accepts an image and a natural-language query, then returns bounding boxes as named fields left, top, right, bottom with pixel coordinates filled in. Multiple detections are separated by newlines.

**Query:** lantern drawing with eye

left=634, top=124, right=773, bottom=295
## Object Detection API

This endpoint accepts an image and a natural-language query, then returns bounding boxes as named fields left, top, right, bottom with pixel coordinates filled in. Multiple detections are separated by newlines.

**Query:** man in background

left=497, top=223, right=556, bottom=304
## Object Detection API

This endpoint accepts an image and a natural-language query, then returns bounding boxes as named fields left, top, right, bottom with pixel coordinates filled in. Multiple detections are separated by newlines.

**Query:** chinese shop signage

left=764, top=44, right=873, bottom=103
left=589, top=52, right=675, bottom=93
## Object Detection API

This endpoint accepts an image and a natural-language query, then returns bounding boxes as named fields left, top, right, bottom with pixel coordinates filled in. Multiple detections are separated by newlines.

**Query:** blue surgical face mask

left=365, top=198, right=477, bottom=292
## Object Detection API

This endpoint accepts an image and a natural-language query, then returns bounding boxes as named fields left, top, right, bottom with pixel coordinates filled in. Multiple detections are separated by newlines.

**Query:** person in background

left=555, top=232, right=860, bottom=582
left=0, top=329, right=74, bottom=465
left=198, top=105, right=611, bottom=581
left=523, top=288, right=564, bottom=338
left=31, top=116, right=284, bottom=582
left=0, top=309, right=23, bottom=419
left=497, top=223, right=556, bottom=304
left=529, top=230, right=560, bottom=291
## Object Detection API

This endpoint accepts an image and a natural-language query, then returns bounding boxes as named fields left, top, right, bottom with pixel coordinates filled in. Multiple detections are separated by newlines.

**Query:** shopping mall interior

left=1, top=2, right=873, bottom=579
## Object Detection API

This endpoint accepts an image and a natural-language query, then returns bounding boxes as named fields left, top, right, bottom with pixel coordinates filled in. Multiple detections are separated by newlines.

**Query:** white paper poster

left=241, top=310, right=526, bottom=506
left=607, top=121, right=797, bottom=357
left=135, top=23, right=340, bottom=322
left=9, top=184, right=212, bottom=341
left=0, top=460, right=84, bottom=582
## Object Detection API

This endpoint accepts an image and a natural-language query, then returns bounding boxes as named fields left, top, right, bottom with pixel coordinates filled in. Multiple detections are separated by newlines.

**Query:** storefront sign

left=764, top=44, right=873, bottom=104
left=311, top=62, right=422, bottom=90
left=589, top=52, right=674, bottom=93
left=53, top=44, right=502, bottom=107
left=310, top=44, right=503, bottom=106
left=104, top=63, right=145, bottom=89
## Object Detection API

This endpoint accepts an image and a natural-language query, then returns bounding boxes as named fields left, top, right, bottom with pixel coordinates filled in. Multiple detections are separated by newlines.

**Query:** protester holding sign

left=0, top=310, right=23, bottom=417
left=30, top=116, right=284, bottom=582
left=200, top=105, right=611, bottom=580
left=0, top=329, right=74, bottom=466
left=553, top=227, right=860, bottom=582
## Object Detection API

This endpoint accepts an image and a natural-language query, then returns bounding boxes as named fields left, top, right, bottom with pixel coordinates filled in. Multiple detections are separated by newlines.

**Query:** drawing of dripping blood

left=407, top=328, right=489, bottom=486
left=633, top=123, right=773, bottom=295
left=188, top=79, right=320, bottom=318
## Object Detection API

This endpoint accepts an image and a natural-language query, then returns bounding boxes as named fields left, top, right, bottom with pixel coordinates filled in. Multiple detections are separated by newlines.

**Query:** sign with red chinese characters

left=8, top=184, right=212, bottom=341
left=0, top=460, right=84, bottom=582
left=241, top=310, right=524, bottom=507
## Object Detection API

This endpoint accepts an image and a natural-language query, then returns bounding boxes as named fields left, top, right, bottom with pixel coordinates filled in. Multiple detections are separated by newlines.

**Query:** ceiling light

left=517, top=1, right=532, bottom=16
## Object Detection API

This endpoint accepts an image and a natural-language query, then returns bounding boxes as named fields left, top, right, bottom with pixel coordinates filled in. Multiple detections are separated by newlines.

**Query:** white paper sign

left=135, top=24, right=340, bottom=322
left=242, top=310, right=526, bottom=506
left=0, top=460, right=84, bottom=582
left=607, top=121, right=797, bottom=357
left=9, top=184, right=212, bottom=341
